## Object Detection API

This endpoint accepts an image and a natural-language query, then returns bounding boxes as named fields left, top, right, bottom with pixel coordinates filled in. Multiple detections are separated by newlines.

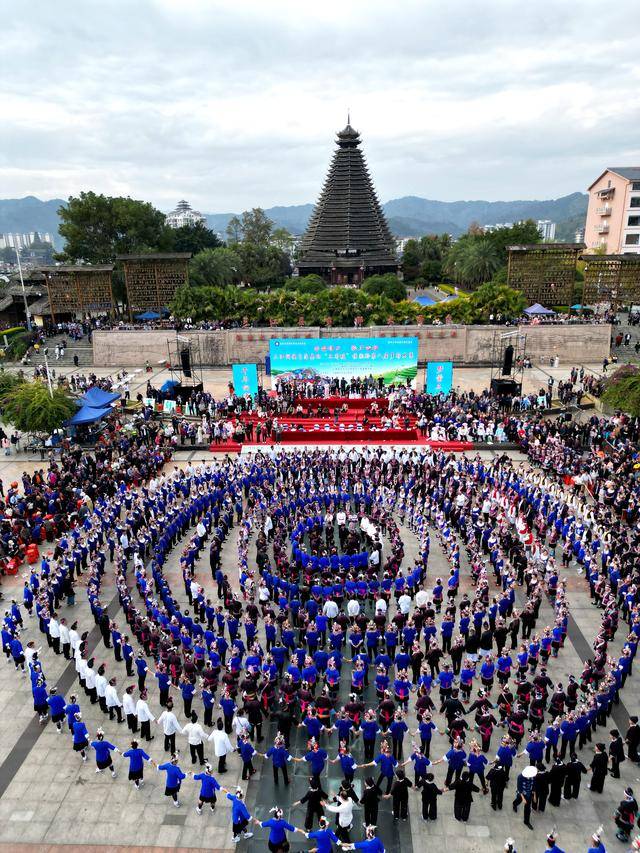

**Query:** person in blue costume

left=254, top=806, right=302, bottom=853
left=90, top=729, right=119, bottom=778
left=342, top=824, right=386, bottom=852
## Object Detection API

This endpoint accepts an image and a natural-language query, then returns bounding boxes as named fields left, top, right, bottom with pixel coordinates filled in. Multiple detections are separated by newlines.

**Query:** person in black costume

left=416, top=772, right=443, bottom=821
left=388, top=768, right=413, bottom=821
left=360, top=777, right=382, bottom=826
left=548, top=757, right=566, bottom=807
left=487, top=760, right=507, bottom=810
left=293, top=777, right=328, bottom=831
left=609, top=728, right=625, bottom=778
left=563, top=753, right=587, bottom=800
left=448, top=770, right=480, bottom=822
left=589, top=742, right=608, bottom=793
left=533, top=762, right=549, bottom=813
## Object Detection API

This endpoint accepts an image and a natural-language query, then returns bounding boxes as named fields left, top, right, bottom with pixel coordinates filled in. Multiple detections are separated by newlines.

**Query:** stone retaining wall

left=92, top=324, right=611, bottom=367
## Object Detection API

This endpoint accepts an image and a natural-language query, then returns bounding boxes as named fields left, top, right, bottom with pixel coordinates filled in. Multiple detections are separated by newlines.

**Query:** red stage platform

left=293, top=397, right=389, bottom=410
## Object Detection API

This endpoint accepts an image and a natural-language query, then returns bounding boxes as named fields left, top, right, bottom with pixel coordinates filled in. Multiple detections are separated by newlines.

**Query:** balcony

left=596, top=223, right=610, bottom=234
left=595, top=205, right=612, bottom=215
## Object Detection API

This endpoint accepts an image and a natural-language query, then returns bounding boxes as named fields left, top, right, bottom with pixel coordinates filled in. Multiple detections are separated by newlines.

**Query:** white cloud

left=0, top=0, right=638, bottom=211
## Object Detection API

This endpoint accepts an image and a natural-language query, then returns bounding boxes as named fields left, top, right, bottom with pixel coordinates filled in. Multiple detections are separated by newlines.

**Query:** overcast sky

left=1, top=0, right=639, bottom=213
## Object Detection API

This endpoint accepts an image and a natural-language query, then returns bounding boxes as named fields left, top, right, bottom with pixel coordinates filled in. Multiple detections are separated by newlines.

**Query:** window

left=629, top=216, right=640, bottom=227
left=625, top=234, right=640, bottom=245
left=633, top=182, right=640, bottom=191
left=631, top=197, right=640, bottom=208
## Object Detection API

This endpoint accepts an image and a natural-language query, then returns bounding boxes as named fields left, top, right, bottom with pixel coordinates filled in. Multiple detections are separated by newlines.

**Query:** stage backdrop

left=232, top=363, right=259, bottom=398
left=426, top=361, right=453, bottom=395
left=269, top=337, right=418, bottom=386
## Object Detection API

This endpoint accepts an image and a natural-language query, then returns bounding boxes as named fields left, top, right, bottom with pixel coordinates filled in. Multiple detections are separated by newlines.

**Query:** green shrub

left=362, top=274, right=407, bottom=301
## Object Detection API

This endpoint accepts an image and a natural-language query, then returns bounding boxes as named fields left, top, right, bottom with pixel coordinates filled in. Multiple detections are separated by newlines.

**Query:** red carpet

left=208, top=440, right=242, bottom=453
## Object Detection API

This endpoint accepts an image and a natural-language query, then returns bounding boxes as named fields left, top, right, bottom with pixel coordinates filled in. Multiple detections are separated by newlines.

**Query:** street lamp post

left=42, top=347, right=53, bottom=398
left=14, top=244, right=32, bottom=331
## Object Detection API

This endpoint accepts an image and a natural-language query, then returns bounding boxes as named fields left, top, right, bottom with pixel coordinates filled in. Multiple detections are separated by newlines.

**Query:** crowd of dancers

left=0, top=377, right=640, bottom=849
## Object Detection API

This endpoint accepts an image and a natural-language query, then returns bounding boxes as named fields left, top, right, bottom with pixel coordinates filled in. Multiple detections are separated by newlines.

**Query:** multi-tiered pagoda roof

left=297, top=122, right=398, bottom=285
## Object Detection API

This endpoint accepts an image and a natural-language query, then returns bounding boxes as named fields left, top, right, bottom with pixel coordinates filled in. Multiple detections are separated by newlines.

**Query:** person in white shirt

left=182, top=712, right=207, bottom=765
left=105, top=678, right=124, bottom=723
left=325, top=790, right=355, bottom=840
left=322, top=600, right=339, bottom=622
left=25, top=641, right=41, bottom=668
left=123, top=685, right=138, bottom=733
left=95, top=666, right=108, bottom=714
left=84, top=659, right=97, bottom=703
left=346, top=598, right=360, bottom=618
left=59, top=618, right=71, bottom=659
left=69, top=622, right=81, bottom=654
left=415, top=589, right=429, bottom=609
left=208, top=718, right=233, bottom=773
left=231, top=712, right=251, bottom=743
left=48, top=615, right=61, bottom=655
left=189, top=579, right=200, bottom=603
left=136, top=690, right=155, bottom=742
left=157, top=699, right=183, bottom=753
left=398, top=593, right=412, bottom=616
left=375, top=598, right=388, bottom=616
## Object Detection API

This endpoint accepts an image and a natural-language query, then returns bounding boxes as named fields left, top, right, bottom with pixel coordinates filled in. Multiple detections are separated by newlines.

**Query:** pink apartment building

left=585, top=167, right=640, bottom=254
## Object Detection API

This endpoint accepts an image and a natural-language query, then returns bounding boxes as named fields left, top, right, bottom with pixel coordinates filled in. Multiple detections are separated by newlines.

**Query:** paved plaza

left=0, top=360, right=635, bottom=853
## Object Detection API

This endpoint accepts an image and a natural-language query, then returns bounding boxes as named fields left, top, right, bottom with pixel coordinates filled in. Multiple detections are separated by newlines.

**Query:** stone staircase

left=30, top=334, right=94, bottom=369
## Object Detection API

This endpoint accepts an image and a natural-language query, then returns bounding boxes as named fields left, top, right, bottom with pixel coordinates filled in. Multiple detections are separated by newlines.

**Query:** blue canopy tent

left=160, top=379, right=181, bottom=393
left=524, top=303, right=556, bottom=316
left=66, top=405, right=112, bottom=426
left=79, top=387, right=120, bottom=408
left=135, top=310, right=161, bottom=321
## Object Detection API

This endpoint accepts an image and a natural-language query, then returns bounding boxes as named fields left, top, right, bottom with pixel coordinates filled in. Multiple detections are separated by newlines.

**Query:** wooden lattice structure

left=581, top=254, right=640, bottom=306
left=507, top=244, right=584, bottom=306
left=117, top=253, right=191, bottom=319
left=41, top=265, right=115, bottom=323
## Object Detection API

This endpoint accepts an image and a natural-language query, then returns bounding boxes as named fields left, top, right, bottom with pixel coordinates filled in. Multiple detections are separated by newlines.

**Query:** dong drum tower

left=296, top=121, right=399, bottom=286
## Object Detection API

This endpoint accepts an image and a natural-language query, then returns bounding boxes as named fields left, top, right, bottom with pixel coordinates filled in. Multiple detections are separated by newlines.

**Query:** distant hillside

left=207, top=193, right=588, bottom=239
left=0, top=192, right=588, bottom=248
left=382, top=192, right=588, bottom=238
left=0, top=196, right=65, bottom=247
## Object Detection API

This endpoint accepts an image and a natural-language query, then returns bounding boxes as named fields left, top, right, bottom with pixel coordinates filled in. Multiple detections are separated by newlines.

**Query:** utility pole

left=42, top=347, right=53, bottom=398
left=14, top=243, right=32, bottom=331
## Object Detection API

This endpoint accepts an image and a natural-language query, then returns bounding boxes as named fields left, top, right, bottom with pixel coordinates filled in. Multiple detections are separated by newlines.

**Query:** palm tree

left=460, top=240, right=501, bottom=287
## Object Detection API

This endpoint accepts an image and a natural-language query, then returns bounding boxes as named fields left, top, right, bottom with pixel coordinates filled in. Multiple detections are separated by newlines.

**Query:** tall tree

left=169, top=221, right=222, bottom=254
left=401, top=239, right=422, bottom=280
left=271, top=227, right=294, bottom=254
left=240, top=208, right=273, bottom=247
left=461, top=240, right=501, bottom=285
left=1, top=380, right=76, bottom=433
left=225, top=215, right=243, bottom=245
left=189, top=247, right=241, bottom=287
left=56, top=192, right=170, bottom=263
left=237, top=243, right=290, bottom=286
left=487, top=219, right=541, bottom=264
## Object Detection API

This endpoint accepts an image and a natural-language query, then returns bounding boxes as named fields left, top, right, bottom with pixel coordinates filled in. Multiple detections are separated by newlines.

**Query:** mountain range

left=0, top=192, right=588, bottom=248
